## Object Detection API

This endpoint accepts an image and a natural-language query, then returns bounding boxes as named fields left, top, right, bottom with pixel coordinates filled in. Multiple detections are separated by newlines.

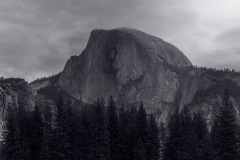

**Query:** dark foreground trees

left=1, top=90, right=239, bottom=160
left=1, top=96, right=160, bottom=160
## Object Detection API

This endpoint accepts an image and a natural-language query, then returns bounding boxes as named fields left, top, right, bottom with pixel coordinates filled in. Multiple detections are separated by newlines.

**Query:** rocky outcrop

left=0, top=78, right=35, bottom=138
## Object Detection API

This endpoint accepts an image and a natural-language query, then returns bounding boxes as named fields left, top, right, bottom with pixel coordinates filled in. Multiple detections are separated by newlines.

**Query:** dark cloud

left=0, top=0, right=240, bottom=81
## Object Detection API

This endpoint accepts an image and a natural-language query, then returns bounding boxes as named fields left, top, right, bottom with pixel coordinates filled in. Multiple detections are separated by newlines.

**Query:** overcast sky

left=0, top=0, right=240, bottom=82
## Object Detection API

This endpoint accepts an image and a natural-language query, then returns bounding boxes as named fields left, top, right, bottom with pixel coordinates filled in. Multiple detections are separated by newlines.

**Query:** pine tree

left=65, top=99, right=79, bottom=160
left=163, top=109, right=181, bottom=160
left=136, top=102, right=148, bottom=144
left=90, top=100, right=110, bottom=160
left=28, top=105, right=44, bottom=160
left=178, top=106, right=194, bottom=160
left=128, top=105, right=138, bottom=159
left=133, top=138, right=146, bottom=160
left=16, top=104, right=31, bottom=160
left=211, top=119, right=220, bottom=160
left=133, top=102, right=148, bottom=160
left=2, top=104, right=18, bottom=160
left=192, top=112, right=212, bottom=160
left=146, top=114, right=160, bottom=160
left=79, top=106, right=92, bottom=160
left=42, top=106, right=53, bottom=160
left=212, top=90, right=239, bottom=160
left=107, top=96, right=120, bottom=160
left=118, top=106, right=131, bottom=160
left=52, top=95, right=69, bottom=160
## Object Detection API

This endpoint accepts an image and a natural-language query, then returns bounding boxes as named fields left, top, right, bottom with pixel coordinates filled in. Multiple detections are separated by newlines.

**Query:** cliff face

left=58, top=28, right=193, bottom=120
left=0, top=79, right=35, bottom=138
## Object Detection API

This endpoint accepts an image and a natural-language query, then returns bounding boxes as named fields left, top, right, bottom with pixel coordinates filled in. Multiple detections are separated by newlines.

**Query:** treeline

left=1, top=90, right=240, bottom=160
left=190, top=65, right=240, bottom=77
left=30, top=72, right=62, bottom=84
left=0, top=96, right=160, bottom=160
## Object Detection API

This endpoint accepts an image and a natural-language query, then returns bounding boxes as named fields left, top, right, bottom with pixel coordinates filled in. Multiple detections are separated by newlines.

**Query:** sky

left=0, top=0, right=240, bottom=82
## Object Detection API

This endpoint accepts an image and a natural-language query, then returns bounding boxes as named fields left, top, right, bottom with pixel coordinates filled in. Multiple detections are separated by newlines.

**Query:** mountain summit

left=58, top=28, right=191, bottom=113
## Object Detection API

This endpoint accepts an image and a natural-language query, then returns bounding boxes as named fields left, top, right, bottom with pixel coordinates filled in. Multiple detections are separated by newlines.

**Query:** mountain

left=31, top=28, right=240, bottom=124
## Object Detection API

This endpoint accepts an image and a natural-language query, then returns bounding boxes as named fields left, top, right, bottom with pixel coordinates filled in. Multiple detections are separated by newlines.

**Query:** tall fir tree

left=52, top=95, right=69, bottom=160
left=90, top=100, right=110, bottom=160
left=16, top=103, right=31, bottom=160
left=211, top=90, right=239, bottom=160
left=107, top=96, right=120, bottom=160
left=133, top=102, right=148, bottom=160
left=178, top=106, right=194, bottom=160
left=192, top=112, right=212, bottom=160
left=118, top=106, right=131, bottom=160
left=146, top=114, right=160, bottom=160
left=42, top=106, right=53, bottom=160
left=163, top=109, right=181, bottom=160
left=79, top=106, right=92, bottom=160
left=28, top=105, right=44, bottom=160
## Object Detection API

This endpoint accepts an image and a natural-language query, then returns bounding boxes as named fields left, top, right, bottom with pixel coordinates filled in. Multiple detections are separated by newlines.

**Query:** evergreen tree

left=159, top=122, right=166, bottom=160
left=16, top=104, right=31, bottom=160
left=178, top=106, right=194, bottom=160
left=133, top=138, right=146, bottom=160
left=65, top=99, right=79, bottom=160
left=163, top=109, right=181, bottom=160
left=52, top=95, right=69, bottom=160
left=107, top=96, right=120, bottom=160
left=212, top=90, right=239, bottom=160
left=42, top=106, right=53, bottom=160
left=79, top=106, right=92, bottom=160
left=146, top=114, right=160, bottom=160
left=192, top=112, right=212, bottom=160
left=90, top=100, right=110, bottom=160
left=211, top=119, right=221, bottom=160
left=118, top=106, right=131, bottom=160
left=2, top=104, right=18, bottom=160
left=128, top=105, right=138, bottom=159
left=133, top=102, right=148, bottom=160
left=28, top=105, right=44, bottom=160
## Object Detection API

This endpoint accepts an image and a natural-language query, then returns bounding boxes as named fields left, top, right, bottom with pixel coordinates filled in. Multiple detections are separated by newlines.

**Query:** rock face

left=0, top=78, right=35, bottom=138
left=58, top=28, right=192, bottom=120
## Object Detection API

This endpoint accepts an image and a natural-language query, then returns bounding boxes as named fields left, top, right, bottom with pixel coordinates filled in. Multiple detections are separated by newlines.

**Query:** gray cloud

left=0, top=0, right=240, bottom=81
